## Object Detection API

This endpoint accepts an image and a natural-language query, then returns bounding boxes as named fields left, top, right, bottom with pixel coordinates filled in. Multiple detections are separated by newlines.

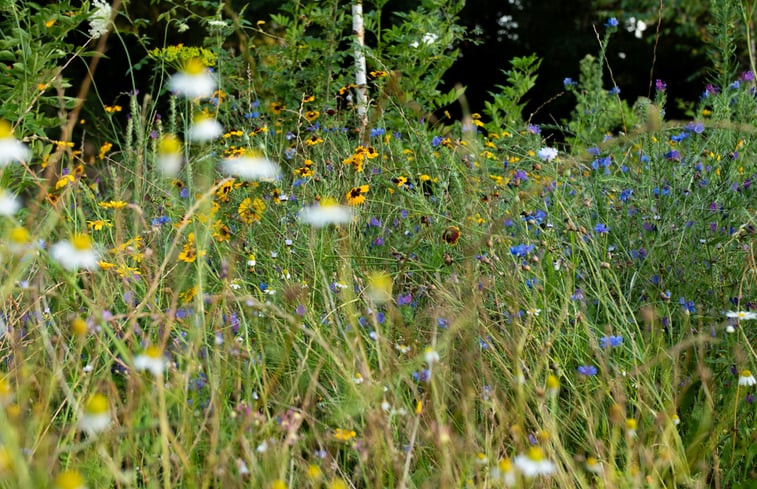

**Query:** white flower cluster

left=88, top=0, right=112, bottom=39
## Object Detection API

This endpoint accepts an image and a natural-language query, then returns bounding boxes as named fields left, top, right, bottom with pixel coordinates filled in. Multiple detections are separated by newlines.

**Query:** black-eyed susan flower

left=50, top=234, right=99, bottom=271
left=212, top=220, right=232, bottom=242
left=0, top=120, right=31, bottom=166
left=513, top=446, right=555, bottom=477
left=215, top=179, right=235, bottom=202
left=79, top=393, right=110, bottom=435
left=178, top=233, right=203, bottom=263
left=345, top=185, right=369, bottom=205
left=304, top=110, right=320, bottom=122
left=134, top=345, right=167, bottom=376
left=305, top=134, right=324, bottom=146
left=221, top=151, right=280, bottom=182
left=299, top=198, right=352, bottom=227
left=0, top=188, right=20, bottom=216
left=167, top=57, right=216, bottom=99
left=238, top=197, right=266, bottom=224
left=270, top=102, right=285, bottom=114
left=188, top=114, right=223, bottom=143
left=442, top=225, right=460, bottom=245
left=54, top=470, right=87, bottom=489
left=156, top=134, right=183, bottom=177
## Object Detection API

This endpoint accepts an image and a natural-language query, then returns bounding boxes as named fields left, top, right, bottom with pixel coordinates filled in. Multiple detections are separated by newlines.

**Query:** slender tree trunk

left=352, top=1, right=369, bottom=142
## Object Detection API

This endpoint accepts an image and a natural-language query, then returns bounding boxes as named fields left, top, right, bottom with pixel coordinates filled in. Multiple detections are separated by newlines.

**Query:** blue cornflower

left=563, top=77, right=577, bottom=87
left=605, top=17, right=619, bottom=27
left=609, top=86, right=621, bottom=95
left=600, top=335, right=623, bottom=348
left=578, top=365, right=598, bottom=376
left=151, top=215, right=171, bottom=227
left=679, top=297, right=696, bottom=313
left=594, top=223, right=609, bottom=234
left=510, top=243, right=535, bottom=258
left=431, top=135, right=442, bottom=147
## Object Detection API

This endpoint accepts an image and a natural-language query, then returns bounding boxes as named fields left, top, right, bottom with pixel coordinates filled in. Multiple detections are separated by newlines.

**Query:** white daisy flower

left=134, top=345, right=167, bottom=376
left=79, top=393, right=110, bottom=436
left=299, top=199, right=352, bottom=227
left=167, top=58, right=216, bottom=100
left=0, top=120, right=31, bottom=166
left=220, top=152, right=281, bottom=181
left=156, top=134, right=183, bottom=176
left=514, top=446, right=556, bottom=477
left=585, top=456, right=603, bottom=474
left=50, top=234, right=99, bottom=271
left=423, top=347, right=440, bottom=365
left=187, top=115, right=223, bottom=143
left=739, top=370, right=756, bottom=387
left=725, top=310, right=757, bottom=321
left=88, top=0, right=112, bottom=38
left=0, top=188, right=20, bottom=216
left=490, top=458, right=516, bottom=486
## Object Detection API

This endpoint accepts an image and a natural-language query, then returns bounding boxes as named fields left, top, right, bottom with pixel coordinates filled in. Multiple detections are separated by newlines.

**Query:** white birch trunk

left=352, top=1, right=368, bottom=137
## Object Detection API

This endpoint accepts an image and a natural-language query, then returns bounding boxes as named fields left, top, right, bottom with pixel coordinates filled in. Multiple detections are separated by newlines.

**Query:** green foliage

left=564, top=53, right=637, bottom=149
left=0, top=1, right=84, bottom=135
left=482, top=54, right=541, bottom=133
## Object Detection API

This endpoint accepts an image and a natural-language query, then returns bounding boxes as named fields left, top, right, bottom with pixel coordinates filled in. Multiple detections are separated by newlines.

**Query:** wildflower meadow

left=0, top=0, right=755, bottom=487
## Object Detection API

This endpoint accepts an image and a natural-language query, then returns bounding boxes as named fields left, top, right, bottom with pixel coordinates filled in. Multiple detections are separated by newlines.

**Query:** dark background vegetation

left=87, top=1, right=723, bottom=127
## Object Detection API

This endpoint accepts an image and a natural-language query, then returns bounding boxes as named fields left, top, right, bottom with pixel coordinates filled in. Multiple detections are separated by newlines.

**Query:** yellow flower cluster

left=148, top=44, right=216, bottom=68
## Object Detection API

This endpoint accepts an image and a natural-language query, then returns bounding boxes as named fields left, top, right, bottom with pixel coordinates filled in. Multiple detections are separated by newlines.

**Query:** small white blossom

left=0, top=120, right=31, bottom=166
left=514, top=447, right=555, bottom=477
left=221, top=153, right=281, bottom=181
left=134, top=346, right=167, bottom=376
left=726, top=310, right=757, bottom=321
left=50, top=235, right=99, bottom=271
left=537, top=147, right=558, bottom=162
left=739, top=370, right=756, bottom=387
left=299, top=201, right=352, bottom=227
left=187, top=116, right=223, bottom=143
left=410, top=32, right=439, bottom=47
left=79, top=393, right=110, bottom=436
left=167, top=58, right=216, bottom=100
left=0, top=188, right=20, bottom=216
left=88, top=0, right=112, bottom=39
